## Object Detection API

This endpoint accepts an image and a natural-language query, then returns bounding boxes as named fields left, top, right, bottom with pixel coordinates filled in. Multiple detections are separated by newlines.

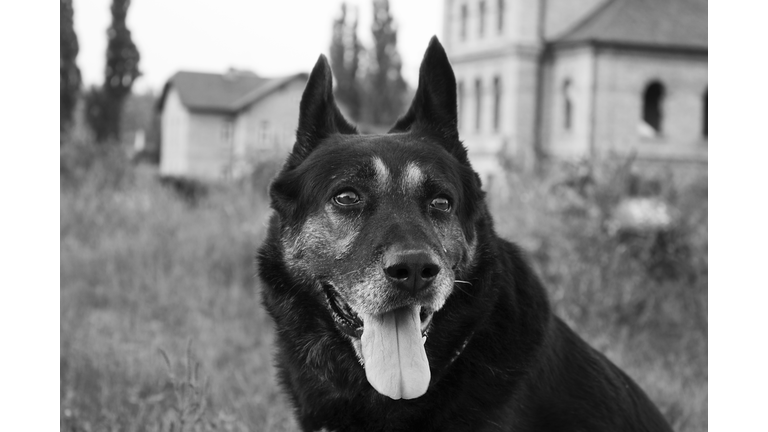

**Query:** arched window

left=562, top=79, right=573, bottom=131
left=498, top=0, right=505, bottom=34
left=475, top=78, right=482, bottom=132
left=493, top=76, right=502, bottom=132
left=457, top=80, right=465, bottom=129
left=460, top=4, right=468, bottom=41
left=702, top=88, right=708, bottom=138
left=641, top=81, right=665, bottom=137
left=479, top=1, right=486, bottom=37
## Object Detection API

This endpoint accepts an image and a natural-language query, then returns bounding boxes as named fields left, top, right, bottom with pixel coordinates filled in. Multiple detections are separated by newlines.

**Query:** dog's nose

left=383, top=250, right=441, bottom=295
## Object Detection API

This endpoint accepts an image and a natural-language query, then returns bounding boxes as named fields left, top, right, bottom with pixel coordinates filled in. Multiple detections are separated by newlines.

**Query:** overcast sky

left=72, top=0, right=443, bottom=94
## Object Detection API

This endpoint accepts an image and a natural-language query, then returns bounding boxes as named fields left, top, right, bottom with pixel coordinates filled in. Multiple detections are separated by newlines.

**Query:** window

left=221, top=119, right=234, bottom=144
left=460, top=4, right=468, bottom=41
left=498, top=0, right=505, bottom=34
left=479, top=1, right=486, bottom=37
left=640, top=81, right=665, bottom=137
left=702, top=88, right=708, bottom=138
left=259, top=120, right=271, bottom=147
left=457, top=80, right=465, bottom=129
left=562, top=79, right=573, bottom=131
left=475, top=78, right=482, bottom=132
left=493, top=76, right=501, bottom=132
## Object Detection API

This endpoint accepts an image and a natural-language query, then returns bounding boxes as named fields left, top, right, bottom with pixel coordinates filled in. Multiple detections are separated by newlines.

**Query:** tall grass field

left=61, top=143, right=707, bottom=431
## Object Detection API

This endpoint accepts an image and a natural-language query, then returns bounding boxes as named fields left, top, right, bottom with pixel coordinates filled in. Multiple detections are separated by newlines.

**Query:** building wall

left=186, top=112, right=234, bottom=180
left=443, top=0, right=606, bottom=174
left=592, top=48, right=708, bottom=162
left=452, top=53, right=539, bottom=183
left=453, top=57, right=510, bottom=183
left=542, top=45, right=596, bottom=158
left=159, top=80, right=305, bottom=181
left=544, top=46, right=707, bottom=162
left=233, top=79, right=305, bottom=173
left=444, top=0, right=552, bottom=59
left=445, top=0, right=547, bottom=179
left=160, top=88, right=190, bottom=177
left=444, top=0, right=605, bottom=52
left=444, top=0, right=518, bottom=54
left=442, top=0, right=708, bottom=167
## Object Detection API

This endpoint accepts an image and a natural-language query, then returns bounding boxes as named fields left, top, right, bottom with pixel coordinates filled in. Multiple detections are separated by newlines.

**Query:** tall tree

left=60, top=0, right=81, bottom=133
left=88, top=0, right=141, bottom=143
left=365, top=0, right=407, bottom=126
left=84, top=86, right=109, bottom=142
left=330, top=3, right=363, bottom=121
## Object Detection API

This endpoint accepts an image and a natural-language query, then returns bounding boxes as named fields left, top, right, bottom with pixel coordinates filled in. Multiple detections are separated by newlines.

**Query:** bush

left=60, top=139, right=134, bottom=190
left=490, top=157, right=707, bottom=431
left=159, top=176, right=210, bottom=206
left=60, top=150, right=706, bottom=431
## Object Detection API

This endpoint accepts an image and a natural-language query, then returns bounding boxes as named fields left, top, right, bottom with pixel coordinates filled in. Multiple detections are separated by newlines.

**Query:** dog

left=257, top=36, right=673, bottom=432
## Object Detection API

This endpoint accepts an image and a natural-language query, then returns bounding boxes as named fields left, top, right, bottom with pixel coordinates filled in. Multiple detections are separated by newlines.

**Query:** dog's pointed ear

left=390, top=37, right=461, bottom=146
left=289, top=54, right=357, bottom=168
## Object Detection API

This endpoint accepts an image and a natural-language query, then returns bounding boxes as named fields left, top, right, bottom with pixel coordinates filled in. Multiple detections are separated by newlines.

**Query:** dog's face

left=269, top=37, right=483, bottom=401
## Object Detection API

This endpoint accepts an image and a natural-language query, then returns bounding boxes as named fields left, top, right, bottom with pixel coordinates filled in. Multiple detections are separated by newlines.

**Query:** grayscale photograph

left=60, top=0, right=708, bottom=430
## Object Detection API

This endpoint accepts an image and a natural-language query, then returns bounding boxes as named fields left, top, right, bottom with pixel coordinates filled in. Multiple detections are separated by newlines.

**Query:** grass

left=60, top=143, right=707, bottom=431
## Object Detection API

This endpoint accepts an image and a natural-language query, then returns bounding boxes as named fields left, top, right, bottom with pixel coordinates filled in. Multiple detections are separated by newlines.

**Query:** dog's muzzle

left=383, top=248, right=441, bottom=296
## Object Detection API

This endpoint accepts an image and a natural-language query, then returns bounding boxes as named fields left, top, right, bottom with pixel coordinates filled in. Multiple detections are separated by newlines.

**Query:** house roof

left=231, top=73, right=308, bottom=110
left=158, top=69, right=307, bottom=114
left=554, top=0, right=707, bottom=51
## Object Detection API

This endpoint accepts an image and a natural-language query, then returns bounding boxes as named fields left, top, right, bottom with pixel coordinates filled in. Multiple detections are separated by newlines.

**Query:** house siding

left=160, top=89, right=190, bottom=177
left=159, top=76, right=306, bottom=181
left=232, top=80, right=304, bottom=172
left=186, top=112, right=234, bottom=180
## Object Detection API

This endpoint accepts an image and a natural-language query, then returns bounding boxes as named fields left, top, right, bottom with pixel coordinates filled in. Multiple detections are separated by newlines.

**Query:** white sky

left=72, top=0, right=443, bottom=94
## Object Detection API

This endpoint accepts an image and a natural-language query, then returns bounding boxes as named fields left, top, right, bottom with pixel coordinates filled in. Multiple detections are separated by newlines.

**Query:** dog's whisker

left=453, top=283, right=477, bottom=298
left=337, top=267, right=364, bottom=279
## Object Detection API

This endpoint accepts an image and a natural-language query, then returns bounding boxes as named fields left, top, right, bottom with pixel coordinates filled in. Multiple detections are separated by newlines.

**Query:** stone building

left=442, top=0, right=707, bottom=180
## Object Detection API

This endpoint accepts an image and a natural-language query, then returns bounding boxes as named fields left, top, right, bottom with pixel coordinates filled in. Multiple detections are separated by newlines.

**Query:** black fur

left=257, top=36, right=672, bottom=432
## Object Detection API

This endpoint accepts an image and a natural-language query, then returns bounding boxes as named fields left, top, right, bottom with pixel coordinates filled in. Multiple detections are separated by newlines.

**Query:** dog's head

left=268, top=37, right=484, bottom=400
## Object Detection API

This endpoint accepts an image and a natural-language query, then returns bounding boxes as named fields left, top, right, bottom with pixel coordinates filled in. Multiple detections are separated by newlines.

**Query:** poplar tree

left=330, top=3, right=363, bottom=121
left=60, top=0, right=81, bottom=132
left=87, top=0, right=141, bottom=143
left=365, top=0, right=407, bottom=126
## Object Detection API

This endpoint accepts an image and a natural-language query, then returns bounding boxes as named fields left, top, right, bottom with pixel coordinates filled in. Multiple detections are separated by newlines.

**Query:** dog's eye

left=430, top=197, right=451, bottom=212
left=333, top=190, right=360, bottom=206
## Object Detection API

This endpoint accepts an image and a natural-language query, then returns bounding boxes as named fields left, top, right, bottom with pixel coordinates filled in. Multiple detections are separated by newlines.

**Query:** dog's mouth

left=322, top=283, right=436, bottom=400
left=323, top=283, right=364, bottom=338
left=322, top=283, right=434, bottom=340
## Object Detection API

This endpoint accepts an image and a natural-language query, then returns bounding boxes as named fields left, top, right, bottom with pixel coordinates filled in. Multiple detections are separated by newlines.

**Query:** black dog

left=257, top=36, right=673, bottom=432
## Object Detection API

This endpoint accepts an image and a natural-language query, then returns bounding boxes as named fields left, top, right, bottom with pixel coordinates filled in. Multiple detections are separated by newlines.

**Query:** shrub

left=60, top=139, right=134, bottom=190
left=491, top=157, right=707, bottom=431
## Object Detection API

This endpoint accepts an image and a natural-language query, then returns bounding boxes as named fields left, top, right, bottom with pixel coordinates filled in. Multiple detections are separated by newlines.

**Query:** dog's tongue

left=361, top=306, right=430, bottom=400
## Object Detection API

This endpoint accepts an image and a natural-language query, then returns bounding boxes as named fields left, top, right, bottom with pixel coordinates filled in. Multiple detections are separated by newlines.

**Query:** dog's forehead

left=308, top=134, right=449, bottom=191
left=370, top=155, right=425, bottom=194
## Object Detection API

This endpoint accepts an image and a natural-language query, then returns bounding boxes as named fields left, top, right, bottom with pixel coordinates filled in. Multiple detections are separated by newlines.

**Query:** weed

left=61, top=146, right=706, bottom=431
left=158, top=343, right=210, bottom=432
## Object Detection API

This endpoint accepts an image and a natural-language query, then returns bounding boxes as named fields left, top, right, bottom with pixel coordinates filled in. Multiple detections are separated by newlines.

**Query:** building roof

left=158, top=69, right=307, bottom=114
left=231, top=73, right=308, bottom=110
left=555, top=0, right=707, bottom=51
